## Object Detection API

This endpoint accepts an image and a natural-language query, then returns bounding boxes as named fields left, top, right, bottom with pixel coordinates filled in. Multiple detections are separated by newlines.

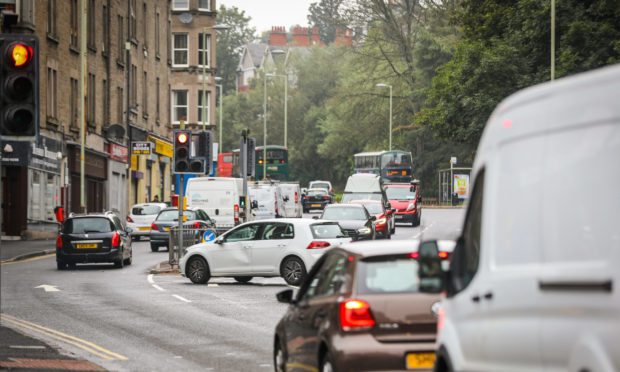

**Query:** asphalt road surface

left=1, top=207, right=464, bottom=372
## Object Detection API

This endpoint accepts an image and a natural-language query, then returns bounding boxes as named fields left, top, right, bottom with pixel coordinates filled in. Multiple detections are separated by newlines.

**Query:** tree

left=216, top=5, right=257, bottom=93
left=307, top=0, right=349, bottom=44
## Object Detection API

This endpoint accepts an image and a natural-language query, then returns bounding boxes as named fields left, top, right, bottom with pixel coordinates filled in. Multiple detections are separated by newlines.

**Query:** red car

left=385, top=182, right=422, bottom=227
left=348, top=200, right=394, bottom=239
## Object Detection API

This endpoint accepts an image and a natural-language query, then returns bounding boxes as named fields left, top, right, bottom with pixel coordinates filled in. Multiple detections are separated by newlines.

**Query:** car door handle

left=471, top=295, right=480, bottom=303
left=484, top=292, right=493, bottom=300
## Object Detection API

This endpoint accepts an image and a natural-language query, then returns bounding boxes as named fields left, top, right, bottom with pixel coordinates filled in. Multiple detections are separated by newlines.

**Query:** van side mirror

left=370, top=215, right=377, bottom=221
left=251, top=200, right=259, bottom=209
left=276, top=289, right=296, bottom=304
left=418, top=241, right=444, bottom=293
left=283, top=196, right=289, bottom=202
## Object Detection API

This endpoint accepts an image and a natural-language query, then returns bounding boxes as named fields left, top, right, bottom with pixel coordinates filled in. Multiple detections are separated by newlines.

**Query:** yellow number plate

left=164, top=227, right=170, bottom=231
left=311, top=204, right=321, bottom=207
left=138, top=227, right=150, bottom=231
left=76, top=243, right=97, bottom=249
left=406, top=352, right=435, bottom=369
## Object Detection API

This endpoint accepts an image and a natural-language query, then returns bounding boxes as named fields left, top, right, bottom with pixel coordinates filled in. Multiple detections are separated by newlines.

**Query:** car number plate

left=311, top=204, right=321, bottom=207
left=76, top=243, right=97, bottom=249
left=164, top=227, right=170, bottom=231
left=138, top=227, right=150, bottom=231
left=405, top=352, right=435, bottom=369
left=395, top=214, right=404, bottom=220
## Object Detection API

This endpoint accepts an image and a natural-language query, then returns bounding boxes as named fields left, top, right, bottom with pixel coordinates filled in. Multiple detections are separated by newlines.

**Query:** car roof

left=337, top=239, right=421, bottom=258
left=307, top=188, right=328, bottom=192
left=131, top=202, right=167, bottom=208
left=348, top=199, right=381, bottom=204
left=160, top=207, right=203, bottom=212
left=325, top=203, right=364, bottom=209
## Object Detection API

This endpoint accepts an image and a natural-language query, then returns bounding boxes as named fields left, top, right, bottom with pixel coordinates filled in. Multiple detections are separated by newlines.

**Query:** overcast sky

left=219, top=0, right=316, bottom=35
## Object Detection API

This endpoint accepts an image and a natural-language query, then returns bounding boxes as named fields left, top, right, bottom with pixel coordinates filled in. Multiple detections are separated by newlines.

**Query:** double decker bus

left=232, top=145, right=290, bottom=181
left=216, top=152, right=233, bottom=177
left=353, top=150, right=413, bottom=182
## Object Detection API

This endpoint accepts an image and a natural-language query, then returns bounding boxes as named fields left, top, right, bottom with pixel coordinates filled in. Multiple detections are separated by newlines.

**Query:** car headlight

left=357, top=227, right=371, bottom=235
left=375, top=218, right=386, bottom=224
left=407, top=203, right=416, bottom=211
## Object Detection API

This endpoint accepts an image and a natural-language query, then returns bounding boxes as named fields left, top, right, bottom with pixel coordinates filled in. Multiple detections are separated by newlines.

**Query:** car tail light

left=151, top=223, right=158, bottom=231
left=437, top=307, right=446, bottom=330
left=438, top=251, right=449, bottom=259
left=234, top=204, right=239, bottom=223
left=111, top=233, right=120, bottom=247
left=192, top=222, right=200, bottom=229
left=56, top=235, right=62, bottom=249
left=127, top=216, right=133, bottom=223
left=305, top=195, right=310, bottom=199
left=294, top=192, right=298, bottom=203
left=340, top=300, right=375, bottom=331
left=322, top=195, right=330, bottom=199
left=307, top=241, right=330, bottom=249
left=410, top=252, right=419, bottom=259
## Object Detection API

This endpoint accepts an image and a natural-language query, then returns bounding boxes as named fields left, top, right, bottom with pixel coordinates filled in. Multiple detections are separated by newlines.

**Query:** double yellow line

left=1, top=253, right=55, bottom=265
left=1, top=313, right=127, bottom=361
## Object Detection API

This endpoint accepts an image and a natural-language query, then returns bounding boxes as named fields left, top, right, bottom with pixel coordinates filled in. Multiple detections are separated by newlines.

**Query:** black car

left=56, top=212, right=133, bottom=270
left=303, top=188, right=332, bottom=213
left=149, top=207, right=216, bottom=252
left=319, top=204, right=376, bottom=240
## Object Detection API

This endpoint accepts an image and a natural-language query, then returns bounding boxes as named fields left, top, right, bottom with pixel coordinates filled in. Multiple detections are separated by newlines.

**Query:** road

left=0, top=208, right=464, bottom=372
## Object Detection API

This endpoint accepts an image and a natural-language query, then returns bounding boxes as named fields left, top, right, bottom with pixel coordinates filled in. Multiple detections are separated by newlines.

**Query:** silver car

left=126, top=203, right=167, bottom=240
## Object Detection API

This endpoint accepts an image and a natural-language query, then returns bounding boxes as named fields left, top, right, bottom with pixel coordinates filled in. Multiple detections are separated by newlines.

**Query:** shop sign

left=132, top=141, right=152, bottom=155
left=109, top=143, right=128, bottom=162
left=1, top=141, right=29, bottom=166
left=30, top=136, right=62, bottom=173
left=152, top=137, right=173, bottom=158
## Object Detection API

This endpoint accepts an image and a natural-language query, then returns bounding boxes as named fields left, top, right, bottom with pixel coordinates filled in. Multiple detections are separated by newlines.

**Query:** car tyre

left=384, top=229, right=391, bottom=239
left=150, top=243, right=159, bottom=252
left=234, top=276, right=253, bottom=283
left=320, top=352, right=335, bottom=372
left=281, top=256, right=306, bottom=286
left=114, top=254, right=124, bottom=269
left=124, top=250, right=132, bottom=265
left=187, top=256, right=210, bottom=284
left=56, top=260, right=66, bottom=270
left=273, top=339, right=287, bottom=372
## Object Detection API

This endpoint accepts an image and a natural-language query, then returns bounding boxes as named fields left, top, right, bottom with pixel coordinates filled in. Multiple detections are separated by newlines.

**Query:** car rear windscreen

left=323, top=207, right=366, bottom=220
left=356, top=256, right=420, bottom=294
left=360, top=203, right=382, bottom=214
left=310, top=223, right=346, bottom=239
left=311, top=182, right=330, bottom=190
left=132, top=205, right=162, bottom=215
left=64, top=218, right=114, bottom=234
left=156, top=210, right=195, bottom=221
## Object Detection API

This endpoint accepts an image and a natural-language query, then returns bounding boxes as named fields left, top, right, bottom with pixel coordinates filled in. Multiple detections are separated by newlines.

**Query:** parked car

left=179, top=218, right=351, bottom=286
left=279, top=182, right=303, bottom=218
left=56, top=211, right=133, bottom=270
left=149, top=207, right=215, bottom=252
left=385, top=182, right=422, bottom=226
left=273, top=240, right=443, bottom=372
left=319, top=204, right=376, bottom=240
left=308, top=180, right=334, bottom=197
left=348, top=199, right=395, bottom=239
left=248, top=181, right=287, bottom=220
left=126, top=202, right=167, bottom=240
left=302, top=188, right=332, bottom=213
left=416, top=64, right=620, bottom=371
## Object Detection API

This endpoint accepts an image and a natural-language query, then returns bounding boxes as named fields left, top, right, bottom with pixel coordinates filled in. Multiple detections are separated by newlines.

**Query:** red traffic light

left=177, top=132, right=188, bottom=144
left=10, top=43, right=33, bottom=67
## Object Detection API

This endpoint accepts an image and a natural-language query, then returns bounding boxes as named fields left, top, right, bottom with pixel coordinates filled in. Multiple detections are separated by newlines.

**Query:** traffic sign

left=202, top=230, right=216, bottom=243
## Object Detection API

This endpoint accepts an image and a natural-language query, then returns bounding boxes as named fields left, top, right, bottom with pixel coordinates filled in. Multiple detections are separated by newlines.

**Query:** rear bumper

left=150, top=231, right=170, bottom=246
left=303, top=201, right=329, bottom=210
left=56, top=248, right=122, bottom=263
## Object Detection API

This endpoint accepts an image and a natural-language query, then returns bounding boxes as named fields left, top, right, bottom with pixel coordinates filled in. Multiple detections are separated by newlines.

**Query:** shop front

left=106, top=143, right=129, bottom=218
left=68, top=145, right=108, bottom=214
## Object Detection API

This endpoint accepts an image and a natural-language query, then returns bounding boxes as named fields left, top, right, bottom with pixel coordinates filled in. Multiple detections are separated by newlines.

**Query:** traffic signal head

left=173, top=129, right=191, bottom=173
left=0, top=34, right=39, bottom=141
left=194, top=130, right=213, bottom=175
left=246, top=137, right=256, bottom=177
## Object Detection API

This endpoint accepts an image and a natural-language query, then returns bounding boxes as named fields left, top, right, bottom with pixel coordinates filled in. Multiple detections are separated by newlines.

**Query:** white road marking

left=172, top=294, right=191, bottom=303
left=259, top=364, right=272, bottom=368
left=147, top=274, right=155, bottom=284
left=35, top=285, right=60, bottom=292
left=152, top=285, right=165, bottom=292
left=9, top=345, right=46, bottom=349
left=207, top=283, right=219, bottom=287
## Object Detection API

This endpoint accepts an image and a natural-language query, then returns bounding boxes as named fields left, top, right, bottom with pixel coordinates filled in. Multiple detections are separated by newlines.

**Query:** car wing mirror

left=370, top=215, right=377, bottom=221
left=276, top=289, right=296, bottom=304
left=312, top=216, right=319, bottom=220
left=418, top=240, right=444, bottom=293
left=214, top=236, right=224, bottom=244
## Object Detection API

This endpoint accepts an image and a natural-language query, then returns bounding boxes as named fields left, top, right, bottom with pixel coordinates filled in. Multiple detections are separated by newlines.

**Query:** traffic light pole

left=177, top=174, right=184, bottom=267
left=241, top=132, right=248, bottom=222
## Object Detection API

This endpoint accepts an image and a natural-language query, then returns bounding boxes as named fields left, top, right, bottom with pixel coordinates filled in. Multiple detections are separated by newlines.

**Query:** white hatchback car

left=179, top=218, right=351, bottom=286
left=126, top=203, right=168, bottom=240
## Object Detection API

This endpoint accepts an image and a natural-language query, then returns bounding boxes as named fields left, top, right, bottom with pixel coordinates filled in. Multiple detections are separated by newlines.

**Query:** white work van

left=185, top=177, right=243, bottom=233
left=248, top=181, right=287, bottom=220
left=341, top=173, right=391, bottom=210
left=419, top=64, right=620, bottom=372
left=279, top=182, right=302, bottom=218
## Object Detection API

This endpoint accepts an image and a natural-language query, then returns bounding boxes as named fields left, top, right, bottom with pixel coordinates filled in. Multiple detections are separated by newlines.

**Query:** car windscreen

left=132, top=205, right=162, bottom=215
left=310, top=223, right=346, bottom=239
left=311, top=182, right=330, bottom=190
left=341, top=193, right=382, bottom=203
left=64, top=217, right=114, bottom=234
left=359, top=203, right=382, bottom=214
left=322, top=207, right=366, bottom=220
left=385, top=186, right=416, bottom=200
left=356, top=256, right=421, bottom=294
left=156, top=210, right=195, bottom=221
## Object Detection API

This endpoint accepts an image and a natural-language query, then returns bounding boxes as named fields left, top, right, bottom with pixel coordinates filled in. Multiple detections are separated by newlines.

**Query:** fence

left=168, top=227, right=217, bottom=266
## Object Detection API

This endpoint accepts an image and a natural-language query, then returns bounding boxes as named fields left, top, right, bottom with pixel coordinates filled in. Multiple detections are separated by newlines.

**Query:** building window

left=198, top=0, right=210, bottom=11
left=198, top=33, right=211, bottom=67
left=172, top=0, right=189, bottom=10
left=70, top=78, right=78, bottom=129
left=102, top=5, right=109, bottom=55
left=46, top=67, right=57, bottom=119
left=167, top=20, right=171, bottom=64
left=142, top=71, right=148, bottom=116
left=156, top=77, right=160, bottom=121
left=130, top=0, right=137, bottom=41
left=70, top=0, right=79, bottom=47
left=117, top=86, right=124, bottom=124
left=171, top=90, right=188, bottom=124
left=102, top=79, right=109, bottom=125
left=197, top=90, right=210, bottom=124
left=117, top=15, right=124, bottom=64
left=131, top=65, right=137, bottom=107
left=155, top=12, right=160, bottom=56
left=87, top=73, right=96, bottom=124
left=19, top=0, right=35, bottom=26
left=172, top=34, right=188, bottom=67
left=47, top=0, right=57, bottom=37
left=142, top=3, right=148, bottom=49
left=87, top=0, right=96, bottom=49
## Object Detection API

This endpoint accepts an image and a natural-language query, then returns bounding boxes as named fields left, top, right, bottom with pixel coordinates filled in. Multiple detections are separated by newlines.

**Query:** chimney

left=334, top=29, right=353, bottom=46
left=269, top=26, right=287, bottom=46
left=292, top=27, right=309, bottom=46
left=311, top=27, right=320, bottom=45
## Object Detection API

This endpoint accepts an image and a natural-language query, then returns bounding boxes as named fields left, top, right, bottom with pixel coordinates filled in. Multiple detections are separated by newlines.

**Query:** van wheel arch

left=434, top=346, right=453, bottom=372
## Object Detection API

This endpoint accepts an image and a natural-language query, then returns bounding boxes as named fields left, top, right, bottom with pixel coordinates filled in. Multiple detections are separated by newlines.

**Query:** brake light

left=438, top=307, right=446, bottom=330
left=111, top=233, right=120, bottom=247
left=307, top=241, right=330, bottom=249
left=192, top=222, right=200, bottom=229
left=294, top=192, right=298, bottom=203
left=127, top=216, right=133, bottom=223
left=151, top=222, right=158, bottom=231
left=410, top=252, right=419, bottom=259
left=305, top=195, right=310, bottom=199
left=56, top=235, right=62, bottom=249
left=438, top=251, right=449, bottom=259
left=340, top=300, right=375, bottom=331
left=234, top=204, right=239, bottom=223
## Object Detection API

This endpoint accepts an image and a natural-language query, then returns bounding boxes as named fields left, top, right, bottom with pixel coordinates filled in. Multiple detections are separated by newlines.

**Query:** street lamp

left=214, top=76, right=223, bottom=155
left=262, top=49, right=285, bottom=180
left=202, top=24, right=229, bottom=131
left=376, top=83, right=393, bottom=151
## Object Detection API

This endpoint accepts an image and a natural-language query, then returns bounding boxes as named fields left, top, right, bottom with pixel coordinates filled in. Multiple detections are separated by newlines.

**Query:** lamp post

left=201, top=24, right=229, bottom=132
left=214, top=76, right=223, bottom=155
left=376, top=83, right=393, bottom=151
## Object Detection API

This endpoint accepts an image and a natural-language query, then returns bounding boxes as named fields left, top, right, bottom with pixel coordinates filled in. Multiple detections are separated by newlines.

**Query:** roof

left=247, top=43, right=268, bottom=68
left=324, top=204, right=365, bottom=209
left=338, top=239, right=421, bottom=257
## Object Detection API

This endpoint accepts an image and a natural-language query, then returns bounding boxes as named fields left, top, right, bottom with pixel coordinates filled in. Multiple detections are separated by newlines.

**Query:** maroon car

left=273, top=240, right=444, bottom=372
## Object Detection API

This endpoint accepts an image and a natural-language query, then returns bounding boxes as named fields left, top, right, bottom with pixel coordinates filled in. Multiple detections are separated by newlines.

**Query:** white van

left=185, top=177, right=243, bottom=233
left=279, top=182, right=302, bottom=218
left=248, top=181, right=287, bottom=220
left=420, top=64, right=620, bottom=371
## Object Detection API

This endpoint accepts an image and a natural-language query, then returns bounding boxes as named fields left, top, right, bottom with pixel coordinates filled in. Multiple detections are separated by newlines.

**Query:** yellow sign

left=148, top=136, right=173, bottom=158
left=131, top=155, right=138, bottom=170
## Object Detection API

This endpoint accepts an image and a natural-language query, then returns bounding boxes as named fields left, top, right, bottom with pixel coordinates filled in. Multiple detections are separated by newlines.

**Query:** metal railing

left=168, top=227, right=216, bottom=266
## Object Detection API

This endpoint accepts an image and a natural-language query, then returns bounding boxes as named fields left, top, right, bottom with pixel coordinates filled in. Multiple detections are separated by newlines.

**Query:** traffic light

left=173, top=129, right=191, bottom=173
left=0, top=34, right=39, bottom=141
left=193, top=130, right=213, bottom=175
left=246, top=137, right=256, bottom=177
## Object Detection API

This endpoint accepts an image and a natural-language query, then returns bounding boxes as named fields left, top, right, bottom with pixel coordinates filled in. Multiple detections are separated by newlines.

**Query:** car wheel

left=281, top=256, right=306, bottom=286
left=124, top=250, right=132, bottom=265
left=411, top=216, right=417, bottom=227
left=391, top=221, right=396, bottom=234
left=114, top=254, right=124, bottom=269
left=150, top=243, right=159, bottom=252
left=273, top=339, right=287, bottom=372
left=56, top=260, right=66, bottom=270
left=186, top=256, right=210, bottom=284
left=320, top=352, right=335, bottom=372
left=234, top=276, right=253, bottom=283
left=384, top=229, right=391, bottom=239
